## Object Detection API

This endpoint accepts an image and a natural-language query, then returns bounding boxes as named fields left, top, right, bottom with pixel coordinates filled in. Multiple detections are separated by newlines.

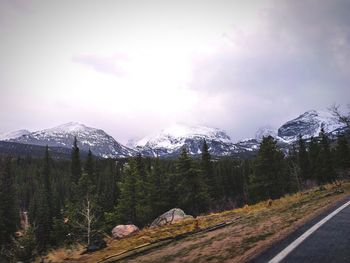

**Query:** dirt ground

left=118, top=191, right=348, bottom=263
left=42, top=183, right=350, bottom=263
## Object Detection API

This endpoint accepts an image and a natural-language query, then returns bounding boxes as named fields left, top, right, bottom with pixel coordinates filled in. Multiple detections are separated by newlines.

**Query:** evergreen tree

left=249, top=136, right=286, bottom=201
left=71, top=137, right=82, bottom=184
left=35, top=184, right=51, bottom=253
left=42, top=146, right=53, bottom=229
left=308, top=137, right=321, bottom=182
left=147, top=158, right=168, bottom=219
left=286, top=144, right=301, bottom=193
left=201, top=140, right=215, bottom=200
left=134, top=155, right=152, bottom=225
left=116, top=159, right=137, bottom=224
left=335, top=135, right=350, bottom=169
left=176, top=148, right=209, bottom=216
left=0, top=158, right=19, bottom=247
left=297, top=135, right=310, bottom=182
left=77, top=172, right=94, bottom=200
left=32, top=148, right=55, bottom=252
left=318, top=129, right=336, bottom=183
left=77, top=150, right=96, bottom=201
left=97, top=160, right=116, bottom=214
left=85, top=149, right=95, bottom=184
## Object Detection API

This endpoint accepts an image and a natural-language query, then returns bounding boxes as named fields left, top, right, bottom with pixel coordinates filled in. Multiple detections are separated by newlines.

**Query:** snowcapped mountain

left=126, top=110, right=347, bottom=157
left=278, top=110, right=346, bottom=142
left=1, top=109, right=347, bottom=159
left=0, top=129, right=31, bottom=141
left=235, top=110, right=346, bottom=153
left=9, top=122, right=135, bottom=158
left=128, top=123, right=236, bottom=157
left=255, top=126, right=278, bottom=141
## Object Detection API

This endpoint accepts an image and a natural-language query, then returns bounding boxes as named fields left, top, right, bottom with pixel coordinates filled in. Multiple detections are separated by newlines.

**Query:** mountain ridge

left=0, top=109, right=347, bottom=158
left=5, top=122, right=135, bottom=158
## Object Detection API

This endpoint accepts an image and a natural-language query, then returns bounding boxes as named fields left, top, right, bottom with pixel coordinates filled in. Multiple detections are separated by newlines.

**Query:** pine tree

left=308, top=137, right=320, bottom=182
left=97, top=160, right=116, bottom=214
left=42, top=146, right=53, bottom=230
left=201, top=140, right=215, bottom=200
left=335, top=135, right=350, bottom=169
left=77, top=150, right=96, bottom=201
left=250, top=136, right=286, bottom=201
left=176, top=148, right=209, bottom=216
left=116, top=159, right=137, bottom=224
left=134, top=155, right=151, bottom=225
left=71, top=137, right=82, bottom=184
left=297, top=135, right=310, bottom=182
left=0, top=158, right=19, bottom=246
left=147, top=158, right=168, bottom=219
left=32, top=148, right=55, bottom=252
left=286, top=144, right=301, bottom=192
left=85, top=149, right=95, bottom=184
left=35, top=184, right=51, bottom=253
left=318, top=129, right=336, bottom=183
left=77, top=172, right=94, bottom=201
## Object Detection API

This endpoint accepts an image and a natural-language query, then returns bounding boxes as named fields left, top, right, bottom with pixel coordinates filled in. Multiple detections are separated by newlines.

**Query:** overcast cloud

left=0, top=0, right=349, bottom=143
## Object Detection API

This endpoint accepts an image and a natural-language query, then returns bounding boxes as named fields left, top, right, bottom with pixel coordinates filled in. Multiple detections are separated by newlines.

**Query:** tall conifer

left=71, top=137, right=82, bottom=184
left=0, top=158, right=19, bottom=246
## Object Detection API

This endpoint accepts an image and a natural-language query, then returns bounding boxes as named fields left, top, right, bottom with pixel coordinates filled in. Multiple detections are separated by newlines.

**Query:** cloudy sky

left=1, top=0, right=349, bottom=143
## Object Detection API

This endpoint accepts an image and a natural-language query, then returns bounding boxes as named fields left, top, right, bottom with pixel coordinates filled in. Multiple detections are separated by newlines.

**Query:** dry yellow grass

left=41, top=182, right=350, bottom=263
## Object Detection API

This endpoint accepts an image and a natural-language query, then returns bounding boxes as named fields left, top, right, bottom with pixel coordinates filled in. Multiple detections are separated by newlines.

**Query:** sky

left=1, top=0, right=350, bottom=143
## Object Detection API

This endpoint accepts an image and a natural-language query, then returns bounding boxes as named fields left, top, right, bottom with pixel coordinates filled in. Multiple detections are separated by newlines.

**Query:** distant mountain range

left=5, top=122, right=135, bottom=158
left=0, top=110, right=347, bottom=159
left=127, top=124, right=236, bottom=158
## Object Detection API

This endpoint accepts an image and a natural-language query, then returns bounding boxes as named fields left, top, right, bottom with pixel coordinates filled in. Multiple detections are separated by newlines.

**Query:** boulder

left=84, top=239, right=107, bottom=253
left=150, top=208, right=193, bottom=228
left=111, top=224, right=139, bottom=239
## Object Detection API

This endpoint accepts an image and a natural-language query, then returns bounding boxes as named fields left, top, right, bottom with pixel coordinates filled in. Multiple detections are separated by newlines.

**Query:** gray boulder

left=111, top=224, right=139, bottom=239
left=150, top=208, right=193, bottom=228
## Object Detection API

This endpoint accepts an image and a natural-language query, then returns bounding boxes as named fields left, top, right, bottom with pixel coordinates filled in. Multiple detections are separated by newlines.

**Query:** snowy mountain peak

left=278, top=109, right=345, bottom=142
left=131, top=123, right=232, bottom=148
left=43, top=122, right=93, bottom=133
left=161, top=123, right=227, bottom=138
left=255, top=126, right=277, bottom=141
left=9, top=122, right=135, bottom=158
left=129, top=123, right=234, bottom=157
left=0, top=129, right=31, bottom=141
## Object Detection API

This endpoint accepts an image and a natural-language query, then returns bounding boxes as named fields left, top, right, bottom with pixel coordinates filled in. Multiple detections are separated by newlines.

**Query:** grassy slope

left=42, top=182, right=350, bottom=263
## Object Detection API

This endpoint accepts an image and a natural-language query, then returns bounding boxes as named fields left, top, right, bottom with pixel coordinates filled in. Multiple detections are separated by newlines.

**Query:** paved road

left=251, top=196, right=350, bottom=263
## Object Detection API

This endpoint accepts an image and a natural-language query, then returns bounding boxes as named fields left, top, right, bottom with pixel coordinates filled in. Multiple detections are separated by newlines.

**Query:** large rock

left=150, top=208, right=193, bottom=228
left=111, top=224, right=139, bottom=239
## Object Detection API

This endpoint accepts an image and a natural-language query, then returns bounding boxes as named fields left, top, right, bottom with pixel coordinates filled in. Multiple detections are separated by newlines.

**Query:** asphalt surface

left=250, top=196, right=350, bottom=263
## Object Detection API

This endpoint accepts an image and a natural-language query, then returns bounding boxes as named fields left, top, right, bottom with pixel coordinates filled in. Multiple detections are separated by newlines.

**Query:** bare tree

left=329, top=104, right=350, bottom=129
left=76, top=197, right=96, bottom=246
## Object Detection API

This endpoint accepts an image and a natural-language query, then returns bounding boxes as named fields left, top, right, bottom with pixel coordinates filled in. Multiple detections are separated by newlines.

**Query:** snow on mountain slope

left=234, top=109, right=346, bottom=153
left=3, top=109, right=347, bottom=159
left=255, top=126, right=278, bottom=141
left=0, top=129, right=31, bottom=141
left=129, top=123, right=236, bottom=157
left=278, top=110, right=345, bottom=142
left=11, top=122, right=135, bottom=158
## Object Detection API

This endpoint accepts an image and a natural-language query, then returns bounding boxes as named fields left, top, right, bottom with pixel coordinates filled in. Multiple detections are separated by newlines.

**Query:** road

left=251, top=196, right=350, bottom=263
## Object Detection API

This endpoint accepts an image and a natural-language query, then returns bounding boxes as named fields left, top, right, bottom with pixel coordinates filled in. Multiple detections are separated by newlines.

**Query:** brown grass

left=40, top=182, right=350, bottom=263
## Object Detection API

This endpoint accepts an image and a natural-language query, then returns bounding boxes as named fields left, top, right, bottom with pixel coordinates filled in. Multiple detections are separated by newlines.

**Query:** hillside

left=42, top=182, right=350, bottom=263
left=0, top=141, right=89, bottom=160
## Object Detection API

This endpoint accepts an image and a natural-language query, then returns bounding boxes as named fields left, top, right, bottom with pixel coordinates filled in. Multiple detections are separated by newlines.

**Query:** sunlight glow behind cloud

left=1, top=0, right=349, bottom=143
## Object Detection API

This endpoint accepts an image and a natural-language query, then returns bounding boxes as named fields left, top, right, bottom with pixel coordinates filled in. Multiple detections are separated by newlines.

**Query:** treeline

left=0, top=131, right=349, bottom=261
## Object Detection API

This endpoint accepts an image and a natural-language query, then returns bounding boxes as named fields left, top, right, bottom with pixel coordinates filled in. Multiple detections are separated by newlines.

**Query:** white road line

left=268, top=200, right=350, bottom=263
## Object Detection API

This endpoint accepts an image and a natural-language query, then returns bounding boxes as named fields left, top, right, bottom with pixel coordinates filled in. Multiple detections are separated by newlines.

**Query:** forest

left=0, top=129, right=349, bottom=262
